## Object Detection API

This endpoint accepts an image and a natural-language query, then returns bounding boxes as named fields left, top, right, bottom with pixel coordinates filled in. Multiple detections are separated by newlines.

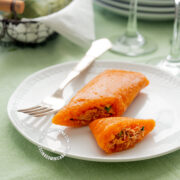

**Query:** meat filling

left=108, top=126, right=145, bottom=152
left=70, top=105, right=115, bottom=125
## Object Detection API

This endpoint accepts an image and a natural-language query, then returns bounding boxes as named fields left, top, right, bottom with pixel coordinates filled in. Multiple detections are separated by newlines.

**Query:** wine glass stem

left=169, top=0, right=180, bottom=61
left=126, top=0, right=138, bottom=37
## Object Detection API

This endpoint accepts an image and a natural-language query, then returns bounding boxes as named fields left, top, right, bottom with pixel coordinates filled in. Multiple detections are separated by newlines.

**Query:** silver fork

left=18, top=38, right=112, bottom=117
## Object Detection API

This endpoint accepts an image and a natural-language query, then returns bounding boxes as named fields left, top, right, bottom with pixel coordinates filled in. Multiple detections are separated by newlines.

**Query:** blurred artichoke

left=20, top=0, right=72, bottom=18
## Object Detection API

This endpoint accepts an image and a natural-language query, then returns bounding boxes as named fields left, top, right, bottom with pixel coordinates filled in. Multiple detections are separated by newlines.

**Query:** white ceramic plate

left=8, top=61, right=180, bottom=162
left=120, top=0, right=174, bottom=6
left=102, top=0, right=174, bottom=13
left=95, top=0, right=174, bottom=20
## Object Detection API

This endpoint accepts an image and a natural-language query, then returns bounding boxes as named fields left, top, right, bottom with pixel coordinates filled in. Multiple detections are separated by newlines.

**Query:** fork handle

left=53, top=38, right=112, bottom=97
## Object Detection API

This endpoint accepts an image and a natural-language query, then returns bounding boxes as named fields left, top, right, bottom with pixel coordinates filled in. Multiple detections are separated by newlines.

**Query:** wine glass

left=111, top=0, right=157, bottom=56
left=154, top=0, right=180, bottom=76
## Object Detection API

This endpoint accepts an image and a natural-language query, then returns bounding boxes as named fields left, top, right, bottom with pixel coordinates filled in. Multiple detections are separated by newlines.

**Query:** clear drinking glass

left=156, top=0, right=180, bottom=76
left=111, top=0, right=157, bottom=56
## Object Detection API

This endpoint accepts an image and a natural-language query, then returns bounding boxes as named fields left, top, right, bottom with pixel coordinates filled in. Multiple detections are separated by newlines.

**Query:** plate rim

left=100, top=0, right=175, bottom=12
left=95, top=0, right=174, bottom=20
left=110, top=0, right=174, bottom=6
left=96, top=0, right=174, bottom=14
left=7, top=60, right=180, bottom=162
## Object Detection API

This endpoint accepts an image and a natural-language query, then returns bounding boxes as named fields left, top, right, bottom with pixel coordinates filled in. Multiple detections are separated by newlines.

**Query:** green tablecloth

left=1, top=5, right=180, bottom=180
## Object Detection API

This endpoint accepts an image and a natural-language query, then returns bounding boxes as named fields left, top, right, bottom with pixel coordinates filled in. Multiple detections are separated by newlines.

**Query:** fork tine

left=18, top=105, right=41, bottom=112
left=34, top=110, right=57, bottom=117
left=19, top=107, right=48, bottom=113
left=28, top=108, right=53, bottom=116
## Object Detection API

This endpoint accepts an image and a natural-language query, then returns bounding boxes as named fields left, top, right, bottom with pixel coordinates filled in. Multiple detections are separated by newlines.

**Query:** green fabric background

left=1, top=5, right=180, bottom=180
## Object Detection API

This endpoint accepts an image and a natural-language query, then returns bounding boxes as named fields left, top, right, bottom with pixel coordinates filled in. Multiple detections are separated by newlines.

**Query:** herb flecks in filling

left=105, top=105, right=112, bottom=113
left=109, top=126, right=145, bottom=152
left=141, top=126, right=144, bottom=131
left=69, top=105, right=114, bottom=124
left=117, top=131, right=123, bottom=138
